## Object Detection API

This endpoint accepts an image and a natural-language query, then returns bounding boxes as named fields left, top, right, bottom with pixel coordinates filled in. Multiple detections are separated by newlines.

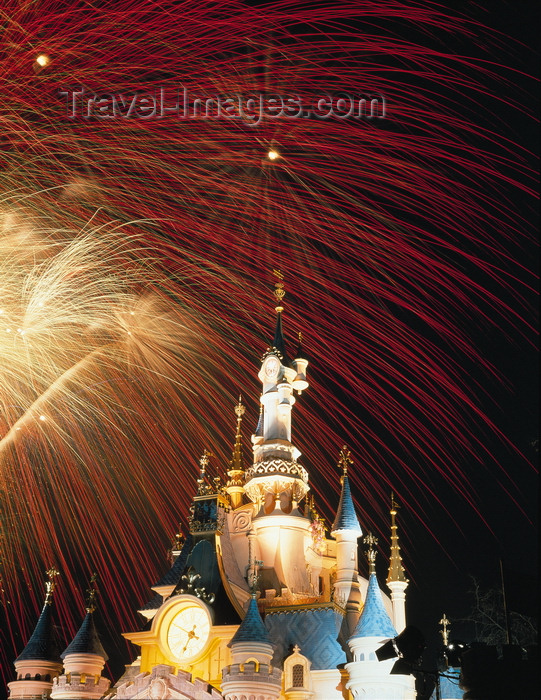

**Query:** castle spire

left=386, top=492, right=409, bottom=633
left=331, top=447, right=361, bottom=535
left=14, top=568, right=60, bottom=663
left=387, top=492, right=407, bottom=584
left=272, top=269, right=287, bottom=361
left=364, top=532, right=378, bottom=575
left=226, top=396, right=246, bottom=509
left=331, top=447, right=362, bottom=633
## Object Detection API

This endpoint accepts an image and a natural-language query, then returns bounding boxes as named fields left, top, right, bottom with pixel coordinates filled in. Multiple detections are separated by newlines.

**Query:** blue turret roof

left=16, top=602, right=61, bottom=663
left=331, top=476, right=362, bottom=534
left=61, top=612, right=108, bottom=660
left=350, top=573, right=397, bottom=639
left=229, top=596, right=272, bottom=646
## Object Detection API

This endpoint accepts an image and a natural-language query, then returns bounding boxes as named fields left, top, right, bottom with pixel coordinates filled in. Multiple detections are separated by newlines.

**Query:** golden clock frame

left=123, top=594, right=239, bottom=690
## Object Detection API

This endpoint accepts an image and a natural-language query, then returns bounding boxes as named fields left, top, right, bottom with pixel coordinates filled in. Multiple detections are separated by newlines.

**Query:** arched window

left=292, top=664, right=304, bottom=686
left=24, top=674, right=31, bottom=680
left=45, top=674, right=51, bottom=682
left=35, top=674, right=41, bottom=681
left=284, top=645, right=312, bottom=691
left=360, top=653, right=365, bottom=661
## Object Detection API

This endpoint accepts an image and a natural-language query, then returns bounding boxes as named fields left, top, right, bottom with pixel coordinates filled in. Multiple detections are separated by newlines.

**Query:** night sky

left=0, top=1, right=538, bottom=698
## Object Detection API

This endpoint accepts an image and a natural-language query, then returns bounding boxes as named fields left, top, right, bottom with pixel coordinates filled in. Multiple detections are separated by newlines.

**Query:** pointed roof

left=350, top=573, right=397, bottom=639
left=387, top=493, right=407, bottom=584
left=272, top=308, right=287, bottom=362
left=228, top=596, right=272, bottom=646
left=61, top=611, right=108, bottom=660
left=331, top=475, right=362, bottom=535
left=153, top=533, right=193, bottom=588
left=16, top=602, right=61, bottom=663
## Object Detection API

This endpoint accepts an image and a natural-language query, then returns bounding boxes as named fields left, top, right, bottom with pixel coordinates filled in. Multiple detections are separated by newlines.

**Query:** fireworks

left=0, top=0, right=536, bottom=684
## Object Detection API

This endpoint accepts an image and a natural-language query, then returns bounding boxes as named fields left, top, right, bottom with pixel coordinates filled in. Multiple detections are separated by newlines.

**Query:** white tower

left=386, top=493, right=408, bottom=633
left=244, top=276, right=314, bottom=596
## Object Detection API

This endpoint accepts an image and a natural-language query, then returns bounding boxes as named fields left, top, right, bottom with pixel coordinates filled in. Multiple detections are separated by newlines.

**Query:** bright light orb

left=267, top=150, right=280, bottom=161
left=36, top=54, right=50, bottom=67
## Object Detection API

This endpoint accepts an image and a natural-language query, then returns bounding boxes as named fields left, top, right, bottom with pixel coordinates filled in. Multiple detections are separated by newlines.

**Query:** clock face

left=166, top=604, right=211, bottom=661
left=264, top=356, right=280, bottom=379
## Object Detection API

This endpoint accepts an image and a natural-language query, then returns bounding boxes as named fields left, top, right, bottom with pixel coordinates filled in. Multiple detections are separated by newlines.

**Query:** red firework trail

left=0, top=0, right=537, bottom=685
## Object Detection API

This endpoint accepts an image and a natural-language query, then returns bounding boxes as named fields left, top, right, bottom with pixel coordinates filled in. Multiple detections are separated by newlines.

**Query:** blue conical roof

left=331, top=476, right=362, bottom=534
left=229, top=596, right=272, bottom=646
left=61, top=612, right=108, bottom=660
left=16, top=602, right=61, bottom=662
left=351, top=573, right=397, bottom=639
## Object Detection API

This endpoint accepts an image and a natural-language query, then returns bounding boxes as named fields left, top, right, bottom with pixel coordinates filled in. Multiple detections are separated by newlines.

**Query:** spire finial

left=338, top=445, right=353, bottom=481
left=273, top=269, right=285, bottom=311
left=363, top=532, right=378, bottom=574
left=85, top=573, right=99, bottom=613
left=197, top=449, right=214, bottom=495
left=439, top=613, right=451, bottom=646
left=44, top=568, right=60, bottom=605
left=231, top=396, right=245, bottom=470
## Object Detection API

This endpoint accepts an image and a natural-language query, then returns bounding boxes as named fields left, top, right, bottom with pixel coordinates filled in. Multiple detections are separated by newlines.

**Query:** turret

left=221, top=594, right=281, bottom=700
left=386, top=493, right=408, bottom=633
left=8, top=569, right=62, bottom=700
left=345, top=534, right=415, bottom=700
left=51, top=575, right=110, bottom=700
left=330, top=447, right=362, bottom=633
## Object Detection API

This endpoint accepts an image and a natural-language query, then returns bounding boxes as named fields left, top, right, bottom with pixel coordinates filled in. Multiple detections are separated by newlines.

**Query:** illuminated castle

left=8, top=283, right=427, bottom=700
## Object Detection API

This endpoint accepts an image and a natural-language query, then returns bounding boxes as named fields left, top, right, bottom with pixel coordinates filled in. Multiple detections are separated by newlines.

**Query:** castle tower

left=244, top=275, right=314, bottom=596
left=330, top=446, right=363, bottom=634
left=386, top=493, right=408, bottom=633
left=50, top=575, right=110, bottom=700
left=221, top=595, right=281, bottom=700
left=346, top=534, right=416, bottom=700
left=8, top=569, right=62, bottom=700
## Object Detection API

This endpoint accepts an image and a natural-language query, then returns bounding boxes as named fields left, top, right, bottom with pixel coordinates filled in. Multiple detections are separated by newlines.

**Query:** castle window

left=284, top=645, right=311, bottom=691
left=292, top=664, right=304, bottom=686
left=24, top=674, right=31, bottom=680
left=45, top=674, right=51, bottom=682
left=360, top=653, right=365, bottom=661
left=35, top=674, right=41, bottom=681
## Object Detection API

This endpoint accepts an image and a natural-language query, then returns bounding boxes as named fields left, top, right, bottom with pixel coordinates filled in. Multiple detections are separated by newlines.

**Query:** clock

left=264, top=355, right=281, bottom=379
left=165, top=599, right=212, bottom=662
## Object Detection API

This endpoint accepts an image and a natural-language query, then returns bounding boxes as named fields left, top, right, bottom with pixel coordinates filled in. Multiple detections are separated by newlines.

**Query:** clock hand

left=181, top=626, right=200, bottom=653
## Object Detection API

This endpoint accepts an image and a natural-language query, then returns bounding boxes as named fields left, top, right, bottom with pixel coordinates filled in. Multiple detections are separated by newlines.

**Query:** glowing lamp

left=36, top=54, right=50, bottom=67
left=267, top=149, right=280, bottom=161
